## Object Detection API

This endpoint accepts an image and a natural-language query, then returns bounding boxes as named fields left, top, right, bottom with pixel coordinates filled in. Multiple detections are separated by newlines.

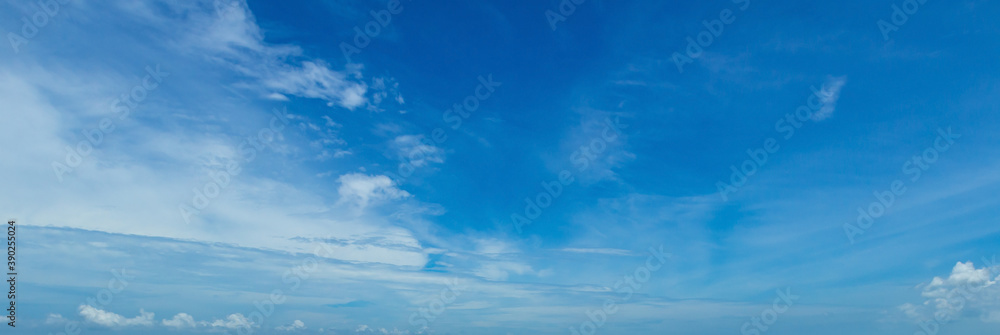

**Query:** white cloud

left=337, top=173, right=411, bottom=209
left=474, top=261, right=534, bottom=281
left=354, top=324, right=409, bottom=334
left=276, top=319, right=306, bottom=331
left=810, top=76, right=847, bottom=121
left=475, top=238, right=518, bottom=256
left=261, top=61, right=368, bottom=110
left=900, top=260, right=1000, bottom=323
left=367, top=76, right=405, bottom=112
left=558, top=110, right=634, bottom=184
left=304, top=113, right=350, bottom=161
left=205, top=313, right=254, bottom=329
left=265, top=92, right=290, bottom=101
left=333, top=149, right=353, bottom=158
left=78, top=305, right=154, bottom=327
left=559, top=248, right=634, bottom=256
left=392, top=135, right=445, bottom=168
left=162, top=313, right=197, bottom=328
left=322, top=115, right=341, bottom=127
left=45, top=313, right=68, bottom=325
left=183, top=1, right=370, bottom=110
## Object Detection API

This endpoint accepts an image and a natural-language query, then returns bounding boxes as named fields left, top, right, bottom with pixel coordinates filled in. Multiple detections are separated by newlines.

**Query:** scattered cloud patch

left=162, top=313, right=197, bottom=328
left=205, top=313, right=254, bottom=330
left=368, top=76, right=405, bottom=112
left=265, top=92, right=290, bottom=101
left=78, top=305, right=154, bottom=327
left=475, top=238, right=518, bottom=256
left=474, top=261, right=533, bottom=281
left=327, top=300, right=375, bottom=308
left=276, top=319, right=306, bottom=331
left=900, top=260, right=1000, bottom=324
left=262, top=61, right=368, bottom=110
left=392, top=135, right=445, bottom=168
left=810, top=76, right=847, bottom=121
left=336, top=173, right=411, bottom=209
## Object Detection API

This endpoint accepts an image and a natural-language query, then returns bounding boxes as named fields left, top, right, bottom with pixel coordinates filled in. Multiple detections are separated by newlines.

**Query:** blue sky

left=2, top=0, right=1000, bottom=334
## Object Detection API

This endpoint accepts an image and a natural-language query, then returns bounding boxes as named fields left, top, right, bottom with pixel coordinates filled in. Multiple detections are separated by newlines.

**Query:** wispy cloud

left=337, top=173, right=412, bottom=209
left=559, top=248, right=634, bottom=256
left=276, top=320, right=307, bottom=331
left=78, top=305, right=154, bottom=327
left=899, top=260, right=1000, bottom=323
left=811, top=76, right=847, bottom=121
left=161, top=313, right=197, bottom=329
